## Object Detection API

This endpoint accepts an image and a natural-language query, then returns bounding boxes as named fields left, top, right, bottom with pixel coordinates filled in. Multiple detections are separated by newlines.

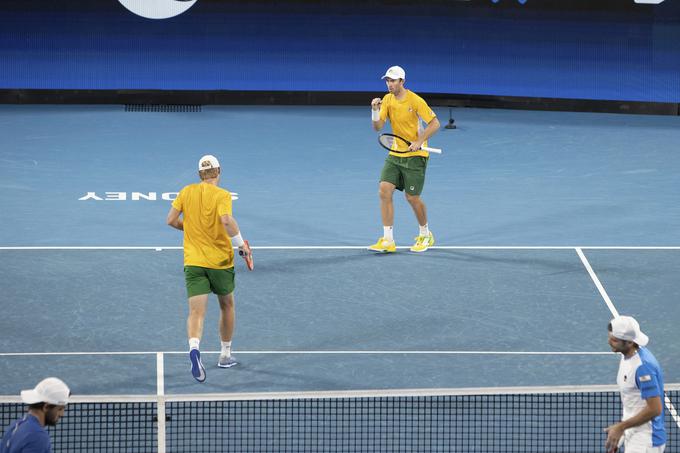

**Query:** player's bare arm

left=221, top=214, right=252, bottom=261
left=409, top=117, right=441, bottom=152
left=604, top=396, right=662, bottom=453
left=371, top=97, right=385, bottom=131
left=220, top=213, right=241, bottom=237
left=166, top=207, right=183, bottom=231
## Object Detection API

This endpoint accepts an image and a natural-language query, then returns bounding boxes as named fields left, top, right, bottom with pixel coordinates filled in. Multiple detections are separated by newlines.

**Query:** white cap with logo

left=610, top=315, right=649, bottom=347
left=21, top=377, right=70, bottom=406
left=198, top=155, right=220, bottom=171
left=381, top=66, right=406, bottom=81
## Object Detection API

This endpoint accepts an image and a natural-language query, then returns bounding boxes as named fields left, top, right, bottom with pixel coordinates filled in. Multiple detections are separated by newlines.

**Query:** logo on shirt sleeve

left=639, top=375, right=652, bottom=382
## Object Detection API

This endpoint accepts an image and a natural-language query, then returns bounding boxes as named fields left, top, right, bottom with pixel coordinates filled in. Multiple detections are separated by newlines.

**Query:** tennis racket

left=238, top=240, right=254, bottom=271
left=378, top=133, right=442, bottom=154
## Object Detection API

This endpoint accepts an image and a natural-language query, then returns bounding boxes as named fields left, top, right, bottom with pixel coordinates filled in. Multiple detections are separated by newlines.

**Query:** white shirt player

left=616, top=347, right=666, bottom=451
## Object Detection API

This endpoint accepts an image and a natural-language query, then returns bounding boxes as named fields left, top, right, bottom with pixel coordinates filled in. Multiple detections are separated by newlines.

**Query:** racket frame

left=378, top=133, right=442, bottom=154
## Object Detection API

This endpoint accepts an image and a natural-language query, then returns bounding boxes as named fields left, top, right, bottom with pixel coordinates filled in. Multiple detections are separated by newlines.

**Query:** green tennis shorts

left=184, top=266, right=235, bottom=298
left=380, top=155, right=429, bottom=195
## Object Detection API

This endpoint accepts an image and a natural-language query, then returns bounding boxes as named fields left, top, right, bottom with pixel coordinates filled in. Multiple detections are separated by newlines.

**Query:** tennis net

left=1, top=385, right=679, bottom=452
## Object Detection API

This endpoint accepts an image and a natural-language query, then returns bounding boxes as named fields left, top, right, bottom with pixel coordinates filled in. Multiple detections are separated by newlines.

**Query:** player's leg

left=187, top=294, right=209, bottom=341
left=208, top=268, right=238, bottom=368
left=217, top=292, right=235, bottom=343
left=369, top=156, right=401, bottom=252
left=367, top=181, right=397, bottom=252
left=216, top=292, right=238, bottom=368
left=379, top=181, right=396, bottom=227
left=184, top=266, right=211, bottom=382
left=403, top=157, right=434, bottom=252
left=186, top=294, right=208, bottom=382
left=405, top=193, right=427, bottom=226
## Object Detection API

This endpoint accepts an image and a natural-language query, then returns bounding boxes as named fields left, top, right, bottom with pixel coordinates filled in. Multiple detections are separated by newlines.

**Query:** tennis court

left=0, top=105, right=679, bottom=451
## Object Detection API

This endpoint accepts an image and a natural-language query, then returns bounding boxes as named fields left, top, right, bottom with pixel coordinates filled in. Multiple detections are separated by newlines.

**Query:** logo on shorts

left=118, top=0, right=198, bottom=20
left=410, top=186, right=415, bottom=191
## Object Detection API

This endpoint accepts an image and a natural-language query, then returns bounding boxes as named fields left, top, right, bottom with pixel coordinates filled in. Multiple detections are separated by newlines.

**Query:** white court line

left=156, top=352, right=166, bottom=453
left=0, top=246, right=183, bottom=250
left=576, top=248, right=619, bottom=318
left=575, top=248, right=680, bottom=431
left=0, top=350, right=614, bottom=357
left=1, top=245, right=680, bottom=250
left=156, top=353, right=165, bottom=396
left=665, top=395, right=680, bottom=430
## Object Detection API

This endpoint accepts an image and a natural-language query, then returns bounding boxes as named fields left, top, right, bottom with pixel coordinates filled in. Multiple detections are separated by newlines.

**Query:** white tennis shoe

left=218, top=355, right=238, bottom=368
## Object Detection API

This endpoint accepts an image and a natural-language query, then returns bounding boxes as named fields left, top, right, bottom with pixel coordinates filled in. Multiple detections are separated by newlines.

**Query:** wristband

left=371, top=109, right=380, bottom=122
left=231, top=233, right=245, bottom=247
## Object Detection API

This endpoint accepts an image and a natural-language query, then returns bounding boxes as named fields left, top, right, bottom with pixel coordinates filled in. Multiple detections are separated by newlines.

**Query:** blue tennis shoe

left=190, top=349, right=206, bottom=383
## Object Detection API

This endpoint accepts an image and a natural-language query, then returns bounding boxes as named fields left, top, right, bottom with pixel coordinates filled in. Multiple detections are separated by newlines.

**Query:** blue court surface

left=0, top=105, right=679, bottom=398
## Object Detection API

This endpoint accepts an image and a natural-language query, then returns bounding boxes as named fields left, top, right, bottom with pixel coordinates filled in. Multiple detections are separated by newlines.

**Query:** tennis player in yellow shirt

left=369, top=65, right=440, bottom=253
left=166, top=155, right=252, bottom=383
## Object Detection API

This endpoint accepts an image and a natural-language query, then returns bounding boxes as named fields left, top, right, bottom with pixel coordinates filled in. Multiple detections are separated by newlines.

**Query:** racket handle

left=422, top=146, right=442, bottom=154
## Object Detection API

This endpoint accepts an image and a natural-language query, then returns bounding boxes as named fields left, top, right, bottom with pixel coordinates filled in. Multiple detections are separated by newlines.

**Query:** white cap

left=198, top=155, right=220, bottom=171
left=381, top=66, right=406, bottom=81
left=21, top=378, right=70, bottom=406
left=610, top=316, right=649, bottom=347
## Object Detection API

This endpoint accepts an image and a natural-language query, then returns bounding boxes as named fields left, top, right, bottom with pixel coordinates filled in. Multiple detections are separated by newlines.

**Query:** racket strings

left=379, top=134, right=410, bottom=152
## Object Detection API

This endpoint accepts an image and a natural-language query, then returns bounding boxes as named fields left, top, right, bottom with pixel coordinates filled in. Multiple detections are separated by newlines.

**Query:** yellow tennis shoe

left=410, top=232, right=435, bottom=252
left=368, top=237, right=397, bottom=253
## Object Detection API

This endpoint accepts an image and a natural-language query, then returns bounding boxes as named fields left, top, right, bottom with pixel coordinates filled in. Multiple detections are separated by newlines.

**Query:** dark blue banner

left=1, top=1, right=678, bottom=102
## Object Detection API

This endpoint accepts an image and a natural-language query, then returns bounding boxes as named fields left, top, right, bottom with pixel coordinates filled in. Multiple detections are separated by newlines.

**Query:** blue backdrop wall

left=1, top=0, right=679, bottom=102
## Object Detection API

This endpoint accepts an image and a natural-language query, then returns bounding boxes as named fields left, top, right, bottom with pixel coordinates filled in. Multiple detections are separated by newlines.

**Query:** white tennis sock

left=383, top=226, right=393, bottom=241
left=189, top=337, right=200, bottom=351
left=419, top=224, right=430, bottom=237
left=221, top=341, right=232, bottom=357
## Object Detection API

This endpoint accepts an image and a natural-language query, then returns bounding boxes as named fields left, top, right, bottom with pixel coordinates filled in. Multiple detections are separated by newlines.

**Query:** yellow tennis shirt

left=379, top=90, right=437, bottom=158
left=172, top=183, right=234, bottom=269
